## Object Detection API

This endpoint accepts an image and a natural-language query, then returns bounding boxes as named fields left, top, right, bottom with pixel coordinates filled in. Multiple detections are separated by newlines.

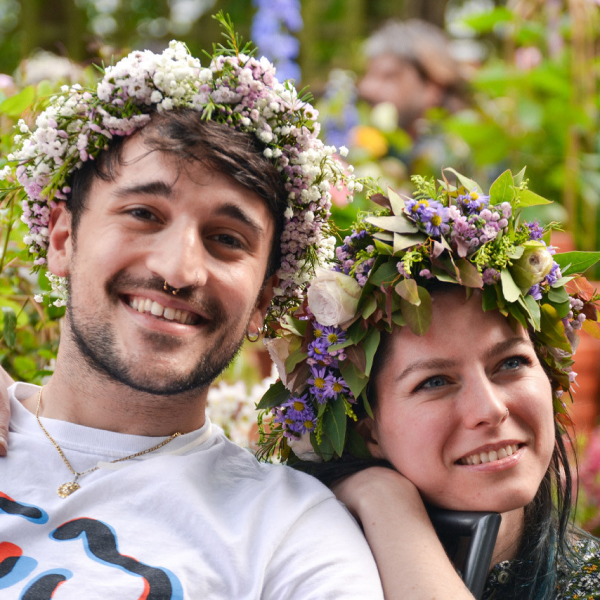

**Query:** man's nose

left=146, top=223, right=208, bottom=290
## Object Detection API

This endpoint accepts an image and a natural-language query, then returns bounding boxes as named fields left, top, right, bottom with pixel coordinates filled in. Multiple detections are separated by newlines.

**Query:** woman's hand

left=0, top=366, right=13, bottom=456
left=333, top=467, right=475, bottom=600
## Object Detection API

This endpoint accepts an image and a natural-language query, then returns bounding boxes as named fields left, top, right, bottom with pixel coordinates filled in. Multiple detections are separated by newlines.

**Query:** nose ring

left=163, top=280, right=180, bottom=296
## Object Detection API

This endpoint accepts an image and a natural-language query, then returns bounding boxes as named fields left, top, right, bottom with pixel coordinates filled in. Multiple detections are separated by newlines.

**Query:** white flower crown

left=2, top=14, right=359, bottom=318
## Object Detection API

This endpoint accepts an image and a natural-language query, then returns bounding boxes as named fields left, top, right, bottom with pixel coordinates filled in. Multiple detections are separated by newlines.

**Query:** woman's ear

left=357, top=417, right=386, bottom=459
left=47, top=203, right=72, bottom=277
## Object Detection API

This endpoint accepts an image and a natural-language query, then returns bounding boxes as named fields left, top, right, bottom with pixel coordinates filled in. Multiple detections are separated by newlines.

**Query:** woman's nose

left=146, top=224, right=208, bottom=290
left=460, top=375, right=509, bottom=429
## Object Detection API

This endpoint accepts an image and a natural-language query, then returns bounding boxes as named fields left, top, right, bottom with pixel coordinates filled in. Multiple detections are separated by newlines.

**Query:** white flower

left=33, top=294, right=43, bottom=303
left=288, top=432, right=323, bottom=462
left=339, top=145, right=349, bottom=157
left=284, top=206, right=294, bottom=219
left=307, top=267, right=361, bottom=327
left=263, top=336, right=292, bottom=389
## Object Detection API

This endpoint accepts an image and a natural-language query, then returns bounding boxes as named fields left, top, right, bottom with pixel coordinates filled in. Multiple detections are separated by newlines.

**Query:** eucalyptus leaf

left=340, top=361, right=368, bottom=399
left=280, top=315, right=307, bottom=337
left=399, top=287, right=432, bottom=335
left=443, top=167, right=483, bottom=194
left=256, top=380, right=290, bottom=410
left=323, top=398, right=347, bottom=456
left=547, top=286, right=570, bottom=305
left=395, top=278, right=420, bottom=305
left=374, top=238, right=393, bottom=255
left=363, top=328, right=381, bottom=376
left=517, top=189, right=552, bottom=207
left=455, top=259, right=484, bottom=288
left=522, top=294, right=541, bottom=330
left=387, top=186, right=406, bottom=215
left=361, top=295, right=378, bottom=319
left=394, top=232, right=426, bottom=254
left=391, top=311, right=406, bottom=327
left=373, top=232, right=394, bottom=242
left=501, top=269, right=521, bottom=303
left=365, top=215, right=419, bottom=234
left=489, top=170, right=515, bottom=205
left=361, top=389, right=374, bottom=419
left=553, top=251, right=600, bottom=275
left=369, top=261, right=399, bottom=287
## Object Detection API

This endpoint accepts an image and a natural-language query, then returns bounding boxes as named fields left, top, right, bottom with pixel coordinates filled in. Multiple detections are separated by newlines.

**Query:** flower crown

left=257, top=168, right=600, bottom=462
left=0, top=13, right=358, bottom=318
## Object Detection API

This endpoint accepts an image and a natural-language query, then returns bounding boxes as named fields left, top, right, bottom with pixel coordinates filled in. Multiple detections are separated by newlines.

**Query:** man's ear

left=357, top=417, right=386, bottom=459
left=248, top=274, right=277, bottom=334
left=46, top=203, right=73, bottom=277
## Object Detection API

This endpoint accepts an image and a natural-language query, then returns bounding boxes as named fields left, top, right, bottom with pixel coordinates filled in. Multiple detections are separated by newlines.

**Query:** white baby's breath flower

left=339, top=145, right=349, bottom=157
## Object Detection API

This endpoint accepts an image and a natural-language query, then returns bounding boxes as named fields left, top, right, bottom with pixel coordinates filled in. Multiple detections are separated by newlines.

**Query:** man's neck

left=21, top=351, right=208, bottom=437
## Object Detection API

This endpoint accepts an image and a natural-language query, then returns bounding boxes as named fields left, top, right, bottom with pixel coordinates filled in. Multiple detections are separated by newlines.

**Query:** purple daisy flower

left=308, top=366, right=329, bottom=402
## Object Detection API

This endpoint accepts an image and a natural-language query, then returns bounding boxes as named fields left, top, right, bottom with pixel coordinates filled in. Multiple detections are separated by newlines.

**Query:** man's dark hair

left=67, top=110, right=288, bottom=278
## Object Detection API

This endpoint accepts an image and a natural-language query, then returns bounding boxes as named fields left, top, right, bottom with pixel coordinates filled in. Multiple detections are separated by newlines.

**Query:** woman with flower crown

left=258, top=170, right=600, bottom=599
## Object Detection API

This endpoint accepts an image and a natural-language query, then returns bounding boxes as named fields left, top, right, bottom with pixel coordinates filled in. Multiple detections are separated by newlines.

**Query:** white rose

left=288, top=432, right=323, bottom=462
left=263, top=336, right=292, bottom=389
left=307, top=267, right=361, bottom=327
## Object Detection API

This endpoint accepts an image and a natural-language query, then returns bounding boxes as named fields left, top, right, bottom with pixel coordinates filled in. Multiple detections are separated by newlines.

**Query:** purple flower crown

left=0, top=13, right=360, bottom=319
left=257, top=168, right=600, bottom=463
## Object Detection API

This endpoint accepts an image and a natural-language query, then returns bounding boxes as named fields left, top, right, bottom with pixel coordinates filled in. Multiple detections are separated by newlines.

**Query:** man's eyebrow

left=215, top=203, right=265, bottom=236
left=113, top=181, right=174, bottom=199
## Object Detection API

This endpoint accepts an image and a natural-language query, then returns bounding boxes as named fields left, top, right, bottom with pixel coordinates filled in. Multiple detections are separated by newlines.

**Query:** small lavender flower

left=528, top=284, right=543, bottom=301
left=307, top=338, right=329, bottom=360
left=525, top=220, right=544, bottom=241
left=482, top=268, right=500, bottom=285
left=323, top=374, right=348, bottom=399
left=457, top=191, right=490, bottom=215
left=308, top=366, right=329, bottom=402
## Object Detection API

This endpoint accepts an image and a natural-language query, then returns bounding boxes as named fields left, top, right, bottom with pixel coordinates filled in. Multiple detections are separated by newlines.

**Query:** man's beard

left=66, top=271, right=252, bottom=396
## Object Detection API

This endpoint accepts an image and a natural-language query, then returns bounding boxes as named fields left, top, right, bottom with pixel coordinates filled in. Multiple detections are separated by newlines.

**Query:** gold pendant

left=58, top=481, right=80, bottom=498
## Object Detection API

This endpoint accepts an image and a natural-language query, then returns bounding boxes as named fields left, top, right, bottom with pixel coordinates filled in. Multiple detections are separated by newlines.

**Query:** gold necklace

left=36, top=387, right=182, bottom=498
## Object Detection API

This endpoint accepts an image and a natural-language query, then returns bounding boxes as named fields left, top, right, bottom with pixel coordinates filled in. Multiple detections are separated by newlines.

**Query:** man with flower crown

left=0, top=17, right=386, bottom=598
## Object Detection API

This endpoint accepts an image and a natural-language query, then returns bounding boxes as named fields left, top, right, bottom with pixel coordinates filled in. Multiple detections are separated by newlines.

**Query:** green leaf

left=340, top=361, right=368, bottom=399
left=391, top=311, right=406, bottom=327
left=395, top=278, right=420, bottom=305
left=285, top=347, right=308, bottom=374
left=365, top=215, right=419, bottom=234
left=363, top=328, right=381, bottom=376
left=361, top=295, right=378, bottom=319
left=539, top=304, right=571, bottom=352
left=322, top=399, right=347, bottom=456
left=0, top=86, right=35, bottom=118
left=393, top=232, right=427, bottom=254
left=482, top=285, right=499, bottom=311
left=387, top=186, right=405, bottom=215
left=513, top=167, right=527, bottom=187
left=501, top=269, right=521, bottom=303
left=346, top=344, right=366, bottom=373
left=399, top=287, right=432, bottom=335
left=280, top=315, right=307, bottom=337
left=346, top=426, right=372, bottom=459
left=369, top=261, right=399, bottom=287
left=346, top=320, right=369, bottom=345
left=547, top=286, right=570, bottom=305
left=256, top=380, right=290, bottom=410
left=361, top=389, right=374, bottom=419
left=443, top=167, right=483, bottom=194
left=2, top=307, right=16, bottom=348
left=455, top=259, right=483, bottom=288
left=506, top=302, right=528, bottom=329
left=517, top=189, right=552, bottom=207
left=374, top=239, right=393, bottom=255
left=522, top=294, right=541, bottom=330
left=312, top=432, right=335, bottom=461
left=553, top=251, right=600, bottom=275
left=489, top=170, right=515, bottom=205
left=373, top=232, right=394, bottom=242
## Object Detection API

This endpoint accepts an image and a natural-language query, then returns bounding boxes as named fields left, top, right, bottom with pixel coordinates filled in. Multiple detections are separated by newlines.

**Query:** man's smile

left=127, top=294, right=202, bottom=326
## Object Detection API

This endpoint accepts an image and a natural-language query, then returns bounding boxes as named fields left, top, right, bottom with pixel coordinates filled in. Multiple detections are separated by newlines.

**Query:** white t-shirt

left=0, top=383, right=383, bottom=599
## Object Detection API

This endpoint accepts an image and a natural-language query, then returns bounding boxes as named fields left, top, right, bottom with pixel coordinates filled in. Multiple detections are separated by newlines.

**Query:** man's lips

left=124, top=293, right=206, bottom=326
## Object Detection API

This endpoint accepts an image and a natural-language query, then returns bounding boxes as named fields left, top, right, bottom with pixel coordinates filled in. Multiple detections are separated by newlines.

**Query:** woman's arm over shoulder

left=333, top=466, right=475, bottom=600
left=0, top=365, right=14, bottom=456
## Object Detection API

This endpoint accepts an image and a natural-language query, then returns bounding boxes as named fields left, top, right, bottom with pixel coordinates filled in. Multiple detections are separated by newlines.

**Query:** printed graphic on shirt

left=0, top=493, right=184, bottom=599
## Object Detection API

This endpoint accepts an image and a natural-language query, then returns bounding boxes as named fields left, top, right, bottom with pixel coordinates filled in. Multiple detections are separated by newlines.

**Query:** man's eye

left=129, top=208, right=157, bottom=221
left=213, top=234, right=243, bottom=249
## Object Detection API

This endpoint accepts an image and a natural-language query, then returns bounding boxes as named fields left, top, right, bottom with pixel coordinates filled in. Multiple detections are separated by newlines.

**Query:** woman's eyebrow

left=483, top=337, right=533, bottom=361
left=395, top=358, right=458, bottom=383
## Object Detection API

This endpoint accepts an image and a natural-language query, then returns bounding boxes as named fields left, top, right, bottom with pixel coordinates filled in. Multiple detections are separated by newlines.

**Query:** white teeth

left=128, top=297, right=196, bottom=325
left=462, top=444, right=519, bottom=466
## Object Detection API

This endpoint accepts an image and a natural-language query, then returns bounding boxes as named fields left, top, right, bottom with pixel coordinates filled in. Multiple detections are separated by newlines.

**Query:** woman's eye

left=499, top=355, right=531, bottom=371
left=418, top=376, right=447, bottom=391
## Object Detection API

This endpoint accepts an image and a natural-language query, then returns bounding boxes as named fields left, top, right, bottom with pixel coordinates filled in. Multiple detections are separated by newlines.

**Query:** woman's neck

left=491, top=507, right=525, bottom=565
